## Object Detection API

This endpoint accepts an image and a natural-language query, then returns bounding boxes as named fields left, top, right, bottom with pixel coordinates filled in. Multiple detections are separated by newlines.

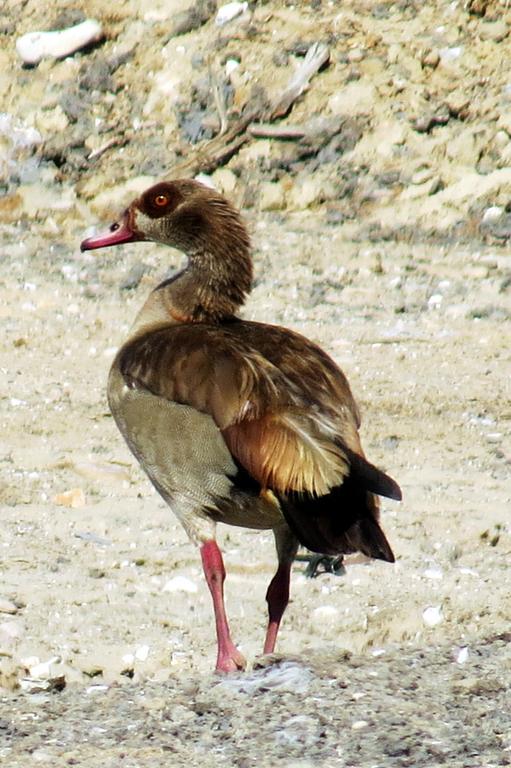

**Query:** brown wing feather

left=117, top=321, right=360, bottom=496
left=229, top=321, right=362, bottom=429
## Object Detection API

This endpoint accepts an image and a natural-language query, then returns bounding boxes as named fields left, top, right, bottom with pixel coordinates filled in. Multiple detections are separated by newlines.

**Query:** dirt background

left=1, top=0, right=510, bottom=766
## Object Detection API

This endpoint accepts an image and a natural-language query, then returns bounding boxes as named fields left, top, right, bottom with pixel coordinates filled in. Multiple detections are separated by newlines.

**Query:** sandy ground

left=1, top=0, right=511, bottom=765
left=1, top=216, right=510, bottom=766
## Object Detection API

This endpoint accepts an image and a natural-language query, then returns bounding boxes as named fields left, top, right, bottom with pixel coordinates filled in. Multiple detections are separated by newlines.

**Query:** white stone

left=225, top=59, right=240, bottom=78
left=423, top=567, right=443, bottom=580
left=216, top=2, right=248, bottom=26
left=411, top=168, right=434, bottom=185
left=482, top=205, right=504, bottom=223
left=439, top=46, right=463, bottom=63
left=29, top=656, right=60, bottom=678
left=86, top=684, right=109, bottom=695
left=162, top=576, right=198, bottom=593
left=135, top=644, right=150, bottom=661
left=428, top=293, right=443, bottom=309
left=493, top=130, right=509, bottom=149
left=423, top=605, right=443, bottom=626
left=347, top=48, right=364, bottom=63
left=456, top=647, right=469, bottom=664
left=16, top=20, right=103, bottom=65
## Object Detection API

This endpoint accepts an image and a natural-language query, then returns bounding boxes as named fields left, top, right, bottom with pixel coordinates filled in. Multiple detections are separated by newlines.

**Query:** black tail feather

left=279, top=459, right=399, bottom=561
left=346, top=449, right=402, bottom=501
left=348, top=516, right=395, bottom=562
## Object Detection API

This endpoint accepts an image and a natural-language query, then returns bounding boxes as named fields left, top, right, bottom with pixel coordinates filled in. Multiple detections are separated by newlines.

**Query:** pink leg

left=263, top=562, right=292, bottom=655
left=200, top=540, right=246, bottom=673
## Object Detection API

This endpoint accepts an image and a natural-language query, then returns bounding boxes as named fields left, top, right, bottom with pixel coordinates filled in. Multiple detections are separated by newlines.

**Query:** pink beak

left=80, top=213, right=142, bottom=252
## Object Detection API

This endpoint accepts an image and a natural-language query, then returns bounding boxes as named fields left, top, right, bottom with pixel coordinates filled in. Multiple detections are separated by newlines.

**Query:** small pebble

left=135, top=644, right=150, bottom=662
left=0, top=598, right=19, bottom=615
left=428, top=293, right=443, bottom=309
left=215, top=2, right=248, bottom=26
left=482, top=206, right=504, bottom=223
left=29, top=656, right=61, bottom=678
left=456, top=646, right=469, bottom=664
left=162, top=576, right=198, bottom=594
left=423, top=605, right=443, bottom=626
left=439, top=46, right=463, bottom=63
left=225, top=59, right=240, bottom=78
left=411, top=168, right=434, bottom=185
left=347, top=48, right=364, bottom=63
left=86, top=684, right=109, bottom=695
left=53, top=488, right=86, bottom=508
left=423, top=567, right=443, bottom=580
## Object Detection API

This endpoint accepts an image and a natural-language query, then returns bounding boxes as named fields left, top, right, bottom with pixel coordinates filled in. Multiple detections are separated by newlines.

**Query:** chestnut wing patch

left=223, top=412, right=350, bottom=496
left=118, top=324, right=355, bottom=496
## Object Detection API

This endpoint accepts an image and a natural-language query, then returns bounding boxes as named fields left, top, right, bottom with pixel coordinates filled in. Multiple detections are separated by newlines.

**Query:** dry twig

left=88, top=135, right=129, bottom=161
left=247, top=123, right=306, bottom=140
left=269, top=42, right=330, bottom=119
left=170, top=42, right=330, bottom=178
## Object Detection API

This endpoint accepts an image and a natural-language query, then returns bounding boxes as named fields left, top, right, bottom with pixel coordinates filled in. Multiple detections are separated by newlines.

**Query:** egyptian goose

left=81, top=179, right=401, bottom=673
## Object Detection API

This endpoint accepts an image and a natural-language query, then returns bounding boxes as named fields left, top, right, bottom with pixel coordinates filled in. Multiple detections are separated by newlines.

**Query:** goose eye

left=154, top=194, right=168, bottom=207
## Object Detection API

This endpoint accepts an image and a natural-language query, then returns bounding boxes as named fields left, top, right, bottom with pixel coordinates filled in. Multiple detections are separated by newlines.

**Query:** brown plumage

left=81, top=179, right=401, bottom=673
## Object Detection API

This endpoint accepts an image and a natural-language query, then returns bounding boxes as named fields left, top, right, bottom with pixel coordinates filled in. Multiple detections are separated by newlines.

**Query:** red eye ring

left=154, top=194, right=168, bottom=207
